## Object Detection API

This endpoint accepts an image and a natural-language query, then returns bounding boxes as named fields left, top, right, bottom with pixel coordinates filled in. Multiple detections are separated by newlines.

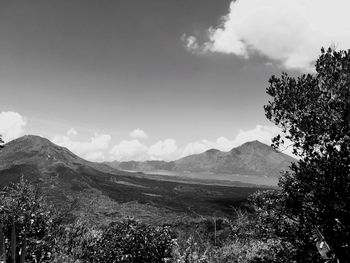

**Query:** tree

left=260, top=48, right=350, bottom=262
left=0, top=178, right=60, bottom=262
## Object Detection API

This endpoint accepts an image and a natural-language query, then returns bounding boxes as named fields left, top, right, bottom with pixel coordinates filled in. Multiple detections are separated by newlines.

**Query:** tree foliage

left=0, top=177, right=60, bottom=262
left=260, top=48, right=350, bottom=262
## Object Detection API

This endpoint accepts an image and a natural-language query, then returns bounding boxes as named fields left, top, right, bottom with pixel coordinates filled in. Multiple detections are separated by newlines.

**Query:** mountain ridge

left=107, top=140, right=296, bottom=177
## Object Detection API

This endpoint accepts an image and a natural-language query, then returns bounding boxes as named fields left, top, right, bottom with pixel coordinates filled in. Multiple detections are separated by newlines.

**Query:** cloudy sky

left=1, top=0, right=349, bottom=161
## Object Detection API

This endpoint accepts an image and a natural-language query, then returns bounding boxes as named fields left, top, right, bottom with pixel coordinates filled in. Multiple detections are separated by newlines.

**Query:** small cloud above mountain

left=149, top=139, right=178, bottom=160
left=129, top=128, right=148, bottom=139
left=109, top=138, right=178, bottom=162
left=52, top=130, right=111, bottom=161
left=67, top=128, right=78, bottom=136
left=110, top=139, right=149, bottom=161
left=0, top=111, right=27, bottom=142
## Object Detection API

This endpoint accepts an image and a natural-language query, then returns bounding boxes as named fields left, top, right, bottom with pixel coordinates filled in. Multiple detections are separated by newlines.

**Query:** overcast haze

left=1, top=0, right=349, bottom=161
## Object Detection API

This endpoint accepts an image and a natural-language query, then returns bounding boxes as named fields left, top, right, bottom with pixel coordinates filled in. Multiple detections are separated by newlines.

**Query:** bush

left=75, top=218, right=174, bottom=263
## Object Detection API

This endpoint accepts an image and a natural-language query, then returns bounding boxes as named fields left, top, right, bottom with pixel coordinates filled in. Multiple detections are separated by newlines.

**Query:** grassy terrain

left=0, top=162, right=263, bottom=224
left=74, top=165, right=263, bottom=218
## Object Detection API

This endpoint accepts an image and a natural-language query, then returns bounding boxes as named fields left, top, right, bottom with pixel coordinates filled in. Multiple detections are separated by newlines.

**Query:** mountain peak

left=0, top=134, right=118, bottom=175
left=0, top=135, right=73, bottom=163
left=232, top=140, right=272, bottom=152
left=205, top=148, right=221, bottom=154
left=8, top=135, right=53, bottom=147
left=242, top=140, right=267, bottom=146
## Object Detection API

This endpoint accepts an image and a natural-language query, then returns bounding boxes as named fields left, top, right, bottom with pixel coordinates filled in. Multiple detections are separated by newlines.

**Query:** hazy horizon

left=1, top=0, right=349, bottom=162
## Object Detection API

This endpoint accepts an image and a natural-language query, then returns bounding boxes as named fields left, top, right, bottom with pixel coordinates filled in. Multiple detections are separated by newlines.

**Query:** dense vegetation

left=0, top=48, right=349, bottom=262
left=0, top=178, right=294, bottom=262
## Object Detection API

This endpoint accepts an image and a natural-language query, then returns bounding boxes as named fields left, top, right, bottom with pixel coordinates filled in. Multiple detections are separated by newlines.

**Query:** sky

left=1, top=0, right=350, bottom=161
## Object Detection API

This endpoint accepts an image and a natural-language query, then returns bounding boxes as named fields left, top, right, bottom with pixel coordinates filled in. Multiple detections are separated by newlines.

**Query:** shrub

left=78, top=218, right=174, bottom=263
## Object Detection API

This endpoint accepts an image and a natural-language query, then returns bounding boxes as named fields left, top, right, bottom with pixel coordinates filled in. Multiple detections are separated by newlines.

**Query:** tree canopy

left=0, top=177, right=59, bottom=262
left=260, top=48, right=350, bottom=262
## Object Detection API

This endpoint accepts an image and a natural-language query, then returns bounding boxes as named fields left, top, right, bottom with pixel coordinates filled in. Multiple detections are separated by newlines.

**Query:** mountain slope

left=107, top=141, right=296, bottom=177
left=0, top=135, right=131, bottom=206
left=0, top=135, right=118, bottom=174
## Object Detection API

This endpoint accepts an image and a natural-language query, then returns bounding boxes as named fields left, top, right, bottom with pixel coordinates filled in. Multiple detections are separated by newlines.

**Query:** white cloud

left=184, top=0, right=350, bottom=71
left=52, top=131, right=111, bottom=161
left=182, top=140, right=212, bottom=157
left=110, top=138, right=178, bottom=161
left=0, top=111, right=27, bottom=142
left=149, top=139, right=178, bottom=160
left=234, top=125, right=280, bottom=146
left=84, top=151, right=105, bottom=161
left=182, top=138, right=229, bottom=157
left=110, top=139, right=149, bottom=161
left=129, top=128, right=148, bottom=139
left=215, top=136, right=236, bottom=151
left=182, top=35, right=203, bottom=54
left=67, top=128, right=78, bottom=136
left=181, top=137, right=234, bottom=157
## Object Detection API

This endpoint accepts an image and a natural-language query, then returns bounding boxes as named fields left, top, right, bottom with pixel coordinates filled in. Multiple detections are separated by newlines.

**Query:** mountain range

left=0, top=135, right=269, bottom=221
left=106, top=140, right=295, bottom=177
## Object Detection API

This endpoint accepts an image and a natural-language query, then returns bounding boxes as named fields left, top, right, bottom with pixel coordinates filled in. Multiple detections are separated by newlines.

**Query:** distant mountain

left=0, top=135, right=261, bottom=221
left=107, top=141, right=296, bottom=177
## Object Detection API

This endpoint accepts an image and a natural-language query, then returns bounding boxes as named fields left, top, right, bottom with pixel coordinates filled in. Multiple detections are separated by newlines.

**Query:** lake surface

left=124, top=170, right=279, bottom=187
